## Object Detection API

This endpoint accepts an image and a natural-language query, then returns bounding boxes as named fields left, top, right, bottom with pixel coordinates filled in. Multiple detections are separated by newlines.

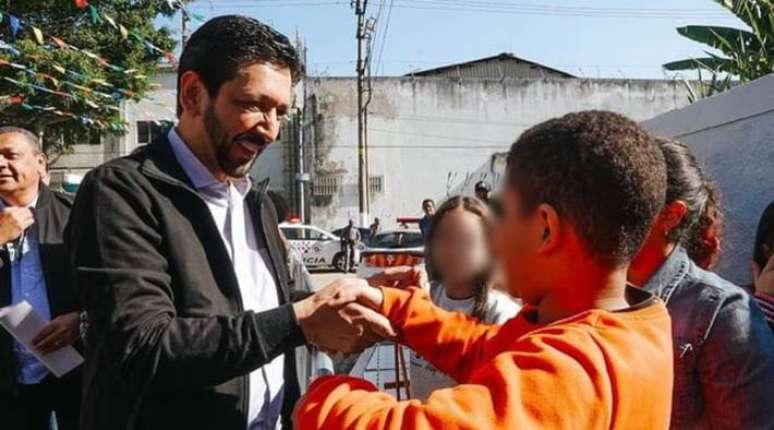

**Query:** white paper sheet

left=0, top=300, right=83, bottom=378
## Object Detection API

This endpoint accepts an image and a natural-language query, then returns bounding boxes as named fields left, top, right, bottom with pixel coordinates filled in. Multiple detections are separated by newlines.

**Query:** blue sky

left=160, top=0, right=742, bottom=79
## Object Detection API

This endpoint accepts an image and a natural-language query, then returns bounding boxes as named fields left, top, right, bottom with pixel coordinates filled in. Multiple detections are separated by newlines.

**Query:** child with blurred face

left=410, top=196, right=520, bottom=400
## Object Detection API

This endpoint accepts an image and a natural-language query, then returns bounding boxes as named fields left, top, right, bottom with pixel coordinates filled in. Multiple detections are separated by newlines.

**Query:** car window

left=370, top=232, right=400, bottom=249
left=400, top=232, right=424, bottom=248
left=305, top=229, right=328, bottom=241
left=281, top=227, right=303, bottom=241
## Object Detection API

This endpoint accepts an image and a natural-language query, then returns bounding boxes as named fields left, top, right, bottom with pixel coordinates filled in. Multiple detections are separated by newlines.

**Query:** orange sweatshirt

left=295, top=286, right=673, bottom=430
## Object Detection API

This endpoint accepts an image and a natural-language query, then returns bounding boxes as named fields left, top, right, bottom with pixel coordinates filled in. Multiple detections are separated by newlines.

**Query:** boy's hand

left=367, top=265, right=429, bottom=291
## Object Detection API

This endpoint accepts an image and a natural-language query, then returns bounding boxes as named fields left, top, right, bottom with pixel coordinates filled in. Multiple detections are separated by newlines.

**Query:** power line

left=374, top=0, right=395, bottom=76
left=191, top=0, right=732, bottom=19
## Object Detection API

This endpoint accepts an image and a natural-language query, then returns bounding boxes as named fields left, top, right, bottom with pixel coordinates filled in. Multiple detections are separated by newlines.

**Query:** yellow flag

left=32, top=27, right=44, bottom=44
left=119, top=24, right=128, bottom=38
left=52, top=64, right=66, bottom=75
left=103, top=14, right=117, bottom=29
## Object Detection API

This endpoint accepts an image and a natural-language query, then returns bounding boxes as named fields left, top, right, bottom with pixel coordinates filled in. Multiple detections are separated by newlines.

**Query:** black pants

left=5, top=371, right=81, bottom=430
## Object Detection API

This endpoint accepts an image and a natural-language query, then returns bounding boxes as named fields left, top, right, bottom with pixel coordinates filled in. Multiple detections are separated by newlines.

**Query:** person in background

left=68, top=16, right=391, bottom=430
left=419, top=198, right=434, bottom=239
left=684, top=182, right=724, bottom=270
left=295, top=110, right=676, bottom=429
left=342, top=219, right=361, bottom=272
left=751, top=201, right=774, bottom=331
left=474, top=180, right=491, bottom=203
left=369, top=217, right=380, bottom=240
left=410, top=195, right=520, bottom=401
left=0, top=127, right=81, bottom=430
left=628, top=138, right=774, bottom=430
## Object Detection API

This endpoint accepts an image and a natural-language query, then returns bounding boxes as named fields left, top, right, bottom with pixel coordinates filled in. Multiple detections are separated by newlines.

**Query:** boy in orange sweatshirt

left=294, top=111, right=674, bottom=429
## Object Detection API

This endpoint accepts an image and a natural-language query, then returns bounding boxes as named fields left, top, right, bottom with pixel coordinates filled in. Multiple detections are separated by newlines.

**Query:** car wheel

left=333, top=252, right=348, bottom=273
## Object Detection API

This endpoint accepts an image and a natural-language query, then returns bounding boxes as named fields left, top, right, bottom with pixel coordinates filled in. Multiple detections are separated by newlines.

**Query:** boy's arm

left=380, top=286, right=505, bottom=382
left=295, top=330, right=608, bottom=430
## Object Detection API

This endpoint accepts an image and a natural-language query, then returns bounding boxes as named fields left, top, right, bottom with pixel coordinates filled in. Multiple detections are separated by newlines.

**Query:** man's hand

left=293, top=278, right=395, bottom=354
left=32, top=312, right=80, bottom=355
left=367, top=265, right=429, bottom=291
left=753, top=256, right=774, bottom=296
left=0, top=207, right=34, bottom=245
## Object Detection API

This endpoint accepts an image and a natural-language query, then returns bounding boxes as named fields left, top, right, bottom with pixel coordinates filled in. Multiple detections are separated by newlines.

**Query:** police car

left=280, top=222, right=361, bottom=272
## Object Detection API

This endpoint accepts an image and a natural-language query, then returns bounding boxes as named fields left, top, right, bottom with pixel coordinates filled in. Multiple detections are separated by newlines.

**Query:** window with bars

left=313, top=175, right=341, bottom=197
left=368, top=175, right=384, bottom=196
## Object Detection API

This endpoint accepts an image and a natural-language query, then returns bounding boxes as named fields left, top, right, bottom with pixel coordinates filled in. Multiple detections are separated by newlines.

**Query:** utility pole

left=355, top=0, right=369, bottom=227
left=295, top=33, right=309, bottom=223
left=181, top=9, right=190, bottom=47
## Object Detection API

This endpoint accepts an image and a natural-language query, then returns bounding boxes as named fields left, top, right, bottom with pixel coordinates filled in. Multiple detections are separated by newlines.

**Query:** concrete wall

left=644, top=74, right=774, bottom=285
left=306, top=76, right=690, bottom=231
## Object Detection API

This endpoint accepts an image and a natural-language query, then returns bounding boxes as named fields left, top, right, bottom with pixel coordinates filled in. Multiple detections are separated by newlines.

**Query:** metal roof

left=405, top=52, right=575, bottom=79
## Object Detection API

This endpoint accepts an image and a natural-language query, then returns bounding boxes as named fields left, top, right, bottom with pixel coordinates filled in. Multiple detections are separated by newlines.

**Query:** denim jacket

left=643, top=246, right=774, bottom=430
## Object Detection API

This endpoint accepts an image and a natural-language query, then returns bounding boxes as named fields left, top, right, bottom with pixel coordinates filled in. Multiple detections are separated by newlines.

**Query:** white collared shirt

left=167, top=129, right=284, bottom=430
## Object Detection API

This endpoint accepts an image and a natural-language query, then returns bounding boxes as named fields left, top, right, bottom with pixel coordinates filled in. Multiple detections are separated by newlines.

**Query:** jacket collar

left=641, top=245, right=691, bottom=304
left=139, top=130, right=270, bottom=197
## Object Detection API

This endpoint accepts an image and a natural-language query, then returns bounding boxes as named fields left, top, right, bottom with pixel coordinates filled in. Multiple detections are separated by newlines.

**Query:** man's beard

left=203, top=104, right=261, bottom=178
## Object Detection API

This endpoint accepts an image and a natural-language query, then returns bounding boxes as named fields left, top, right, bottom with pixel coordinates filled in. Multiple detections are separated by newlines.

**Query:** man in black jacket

left=0, top=127, right=81, bottom=430
left=68, top=16, right=391, bottom=430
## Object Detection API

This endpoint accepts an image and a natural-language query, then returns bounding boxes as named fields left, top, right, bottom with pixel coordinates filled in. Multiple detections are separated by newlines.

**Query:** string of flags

left=0, top=94, right=128, bottom=132
left=0, top=9, right=172, bottom=75
left=0, top=45, right=139, bottom=102
left=0, top=3, right=193, bottom=132
left=73, top=0, right=204, bottom=66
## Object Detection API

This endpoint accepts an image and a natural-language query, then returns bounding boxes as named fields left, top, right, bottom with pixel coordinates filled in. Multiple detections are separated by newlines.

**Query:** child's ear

left=535, top=203, right=561, bottom=255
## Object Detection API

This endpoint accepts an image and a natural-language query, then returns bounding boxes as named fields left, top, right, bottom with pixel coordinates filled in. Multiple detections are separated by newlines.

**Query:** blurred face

left=0, top=133, right=44, bottom=194
left=493, top=182, right=549, bottom=304
left=186, top=63, right=292, bottom=179
left=423, top=201, right=435, bottom=216
left=431, top=208, right=490, bottom=290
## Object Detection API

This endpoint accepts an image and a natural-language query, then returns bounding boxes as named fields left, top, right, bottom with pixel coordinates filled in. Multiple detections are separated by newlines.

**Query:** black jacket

left=68, top=136, right=307, bottom=430
left=0, top=184, right=78, bottom=398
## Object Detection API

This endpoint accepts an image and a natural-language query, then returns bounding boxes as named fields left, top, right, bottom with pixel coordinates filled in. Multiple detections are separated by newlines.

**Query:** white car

left=280, top=223, right=360, bottom=272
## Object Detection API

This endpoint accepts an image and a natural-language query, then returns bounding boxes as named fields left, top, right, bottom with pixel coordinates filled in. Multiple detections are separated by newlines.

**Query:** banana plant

left=663, top=0, right=774, bottom=100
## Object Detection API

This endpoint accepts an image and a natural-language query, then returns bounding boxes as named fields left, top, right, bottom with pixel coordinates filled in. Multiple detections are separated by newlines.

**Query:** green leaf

left=663, top=57, right=734, bottom=72
left=677, top=25, right=760, bottom=54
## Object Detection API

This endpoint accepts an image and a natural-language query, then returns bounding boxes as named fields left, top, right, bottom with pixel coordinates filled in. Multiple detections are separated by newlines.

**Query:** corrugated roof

left=405, top=52, right=575, bottom=79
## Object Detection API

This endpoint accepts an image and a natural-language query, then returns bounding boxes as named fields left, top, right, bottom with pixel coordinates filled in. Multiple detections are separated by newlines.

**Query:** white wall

left=307, top=77, right=690, bottom=231
left=644, top=74, right=774, bottom=284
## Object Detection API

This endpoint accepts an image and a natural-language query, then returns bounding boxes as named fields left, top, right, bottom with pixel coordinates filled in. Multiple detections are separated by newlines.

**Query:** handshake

left=292, top=266, right=428, bottom=354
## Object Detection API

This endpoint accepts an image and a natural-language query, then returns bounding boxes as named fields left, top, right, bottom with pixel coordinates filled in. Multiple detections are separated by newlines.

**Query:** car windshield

left=370, top=232, right=400, bottom=249
left=401, top=232, right=424, bottom=248
left=369, top=231, right=423, bottom=249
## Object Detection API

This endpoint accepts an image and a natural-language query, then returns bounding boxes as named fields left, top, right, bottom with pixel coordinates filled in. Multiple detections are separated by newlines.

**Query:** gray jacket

left=643, top=246, right=774, bottom=430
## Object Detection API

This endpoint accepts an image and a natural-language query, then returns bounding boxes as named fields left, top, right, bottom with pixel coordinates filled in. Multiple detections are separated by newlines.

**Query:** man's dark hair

left=177, top=15, right=305, bottom=116
left=0, top=126, right=41, bottom=153
left=422, top=199, right=434, bottom=208
left=507, top=110, right=666, bottom=267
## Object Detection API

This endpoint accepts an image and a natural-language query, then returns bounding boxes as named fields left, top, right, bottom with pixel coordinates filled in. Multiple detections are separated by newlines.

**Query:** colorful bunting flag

left=75, top=0, right=89, bottom=10
left=88, top=5, right=101, bottom=25
left=31, top=26, right=44, bottom=44
left=8, top=15, right=21, bottom=36
left=103, top=14, right=117, bottom=29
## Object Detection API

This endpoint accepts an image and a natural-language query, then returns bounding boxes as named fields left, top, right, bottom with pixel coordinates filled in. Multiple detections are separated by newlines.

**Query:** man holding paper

left=0, top=127, right=82, bottom=430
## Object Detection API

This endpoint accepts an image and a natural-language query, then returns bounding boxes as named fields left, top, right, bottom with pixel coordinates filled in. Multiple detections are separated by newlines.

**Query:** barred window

left=368, top=175, right=384, bottom=195
left=313, top=175, right=341, bottom=197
